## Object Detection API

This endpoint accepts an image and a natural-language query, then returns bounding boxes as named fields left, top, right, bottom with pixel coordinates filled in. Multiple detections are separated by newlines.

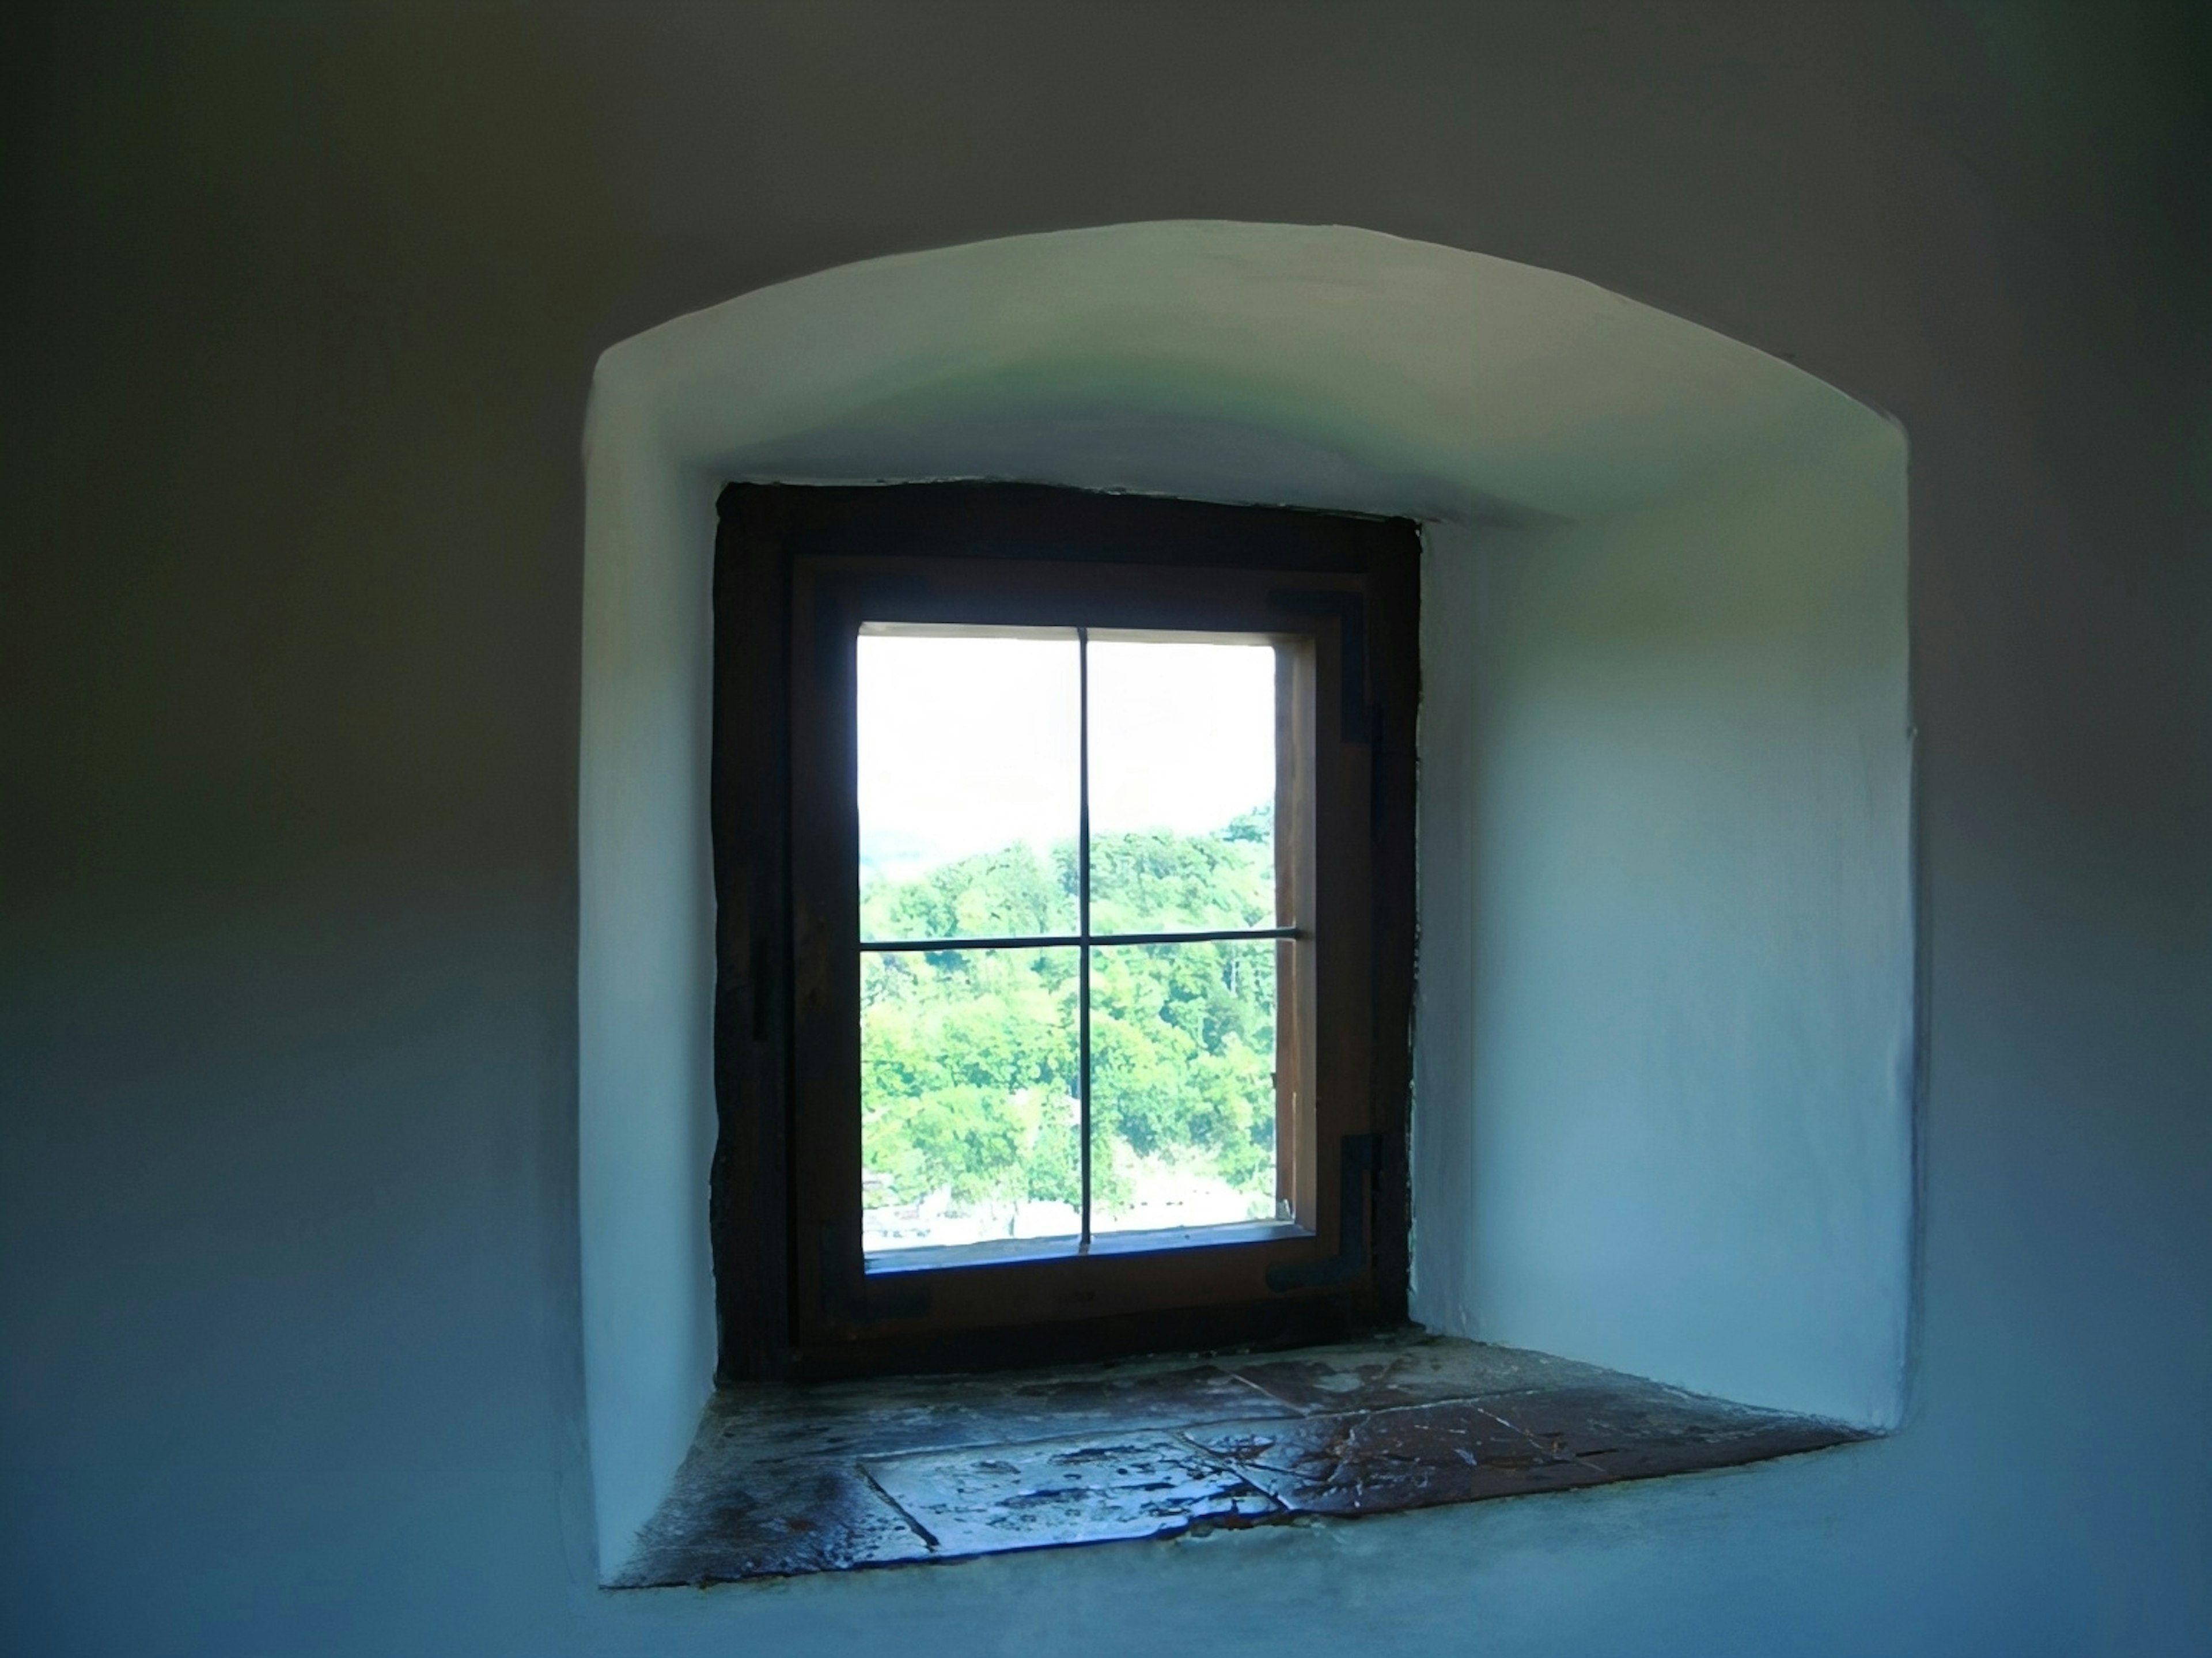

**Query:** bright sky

left=857, top=633, right=1276, bottom=877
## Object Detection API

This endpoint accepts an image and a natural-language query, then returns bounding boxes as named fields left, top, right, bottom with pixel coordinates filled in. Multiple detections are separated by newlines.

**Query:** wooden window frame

left=711, top=482, right=1418, bottom=1381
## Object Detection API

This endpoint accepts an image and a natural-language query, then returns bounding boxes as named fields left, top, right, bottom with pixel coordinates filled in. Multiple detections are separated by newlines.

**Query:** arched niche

left=579, top=221, right=1912, bottom=1574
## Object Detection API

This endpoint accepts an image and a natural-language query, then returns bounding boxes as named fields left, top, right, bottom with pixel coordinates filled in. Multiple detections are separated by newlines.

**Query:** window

left=855, top=624, right=1293, bottom=1255
left=713, top=482, right=1418, bottom=1380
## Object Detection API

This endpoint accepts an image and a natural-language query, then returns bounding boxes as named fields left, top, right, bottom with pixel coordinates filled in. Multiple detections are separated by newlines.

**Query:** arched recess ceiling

left=579, top=221, right=1911, bottom=1577
left=594, top=219, right=1874, bottom=523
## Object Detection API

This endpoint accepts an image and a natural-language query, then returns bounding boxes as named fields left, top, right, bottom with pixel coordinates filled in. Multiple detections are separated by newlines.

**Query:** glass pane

left=858, top=631, right=1080, bottom=942
left=1088, top=940, right=1279, bottom=1235
left=861, top=946, right=1081, bottom=1254
left=1087, top=640, right=1277, bottom=935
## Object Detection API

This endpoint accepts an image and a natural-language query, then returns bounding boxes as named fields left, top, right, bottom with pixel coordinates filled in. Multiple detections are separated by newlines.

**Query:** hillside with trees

left=861, top=807, right=1279, bottom=1236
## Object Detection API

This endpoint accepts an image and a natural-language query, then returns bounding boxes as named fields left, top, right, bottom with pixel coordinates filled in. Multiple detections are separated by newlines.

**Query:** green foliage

left=860, top=817, right=1278, bottom=1220
left=1078, top=813, right=1272, bottom=934
left=1090, top=938, right=1276, bottom=1193
left=861, top=945, right=1079, bottom=1208
left=862, top=843, right=1073, bottom=942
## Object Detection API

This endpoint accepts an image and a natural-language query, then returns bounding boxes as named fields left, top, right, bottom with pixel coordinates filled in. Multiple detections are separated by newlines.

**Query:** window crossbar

left=858, top=925, right=1301, bottom=953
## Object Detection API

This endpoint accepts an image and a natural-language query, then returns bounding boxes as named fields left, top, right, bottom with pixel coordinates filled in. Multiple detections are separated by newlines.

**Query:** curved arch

left=578, top=222, right=1911, bottom=1574
left=590, top=219, right=1874, bottom=523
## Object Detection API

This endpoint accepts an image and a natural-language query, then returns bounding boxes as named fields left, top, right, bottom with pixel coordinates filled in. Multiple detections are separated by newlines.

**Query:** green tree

left=861, top=812, right=1278, bottom=1223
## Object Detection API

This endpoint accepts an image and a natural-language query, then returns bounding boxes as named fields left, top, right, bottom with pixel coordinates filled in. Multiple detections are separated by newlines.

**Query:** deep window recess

left=712, top=482, right=1418, bottom=1381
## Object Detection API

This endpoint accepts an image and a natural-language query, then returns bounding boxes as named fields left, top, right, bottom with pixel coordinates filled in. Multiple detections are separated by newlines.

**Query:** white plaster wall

left=1414, top=429, right=1913, bottom=1427
left=576, top=419, right=721, bottom=1577
left=20, top=12, right=2207, bottom=1656
left=578, top=221, right=1911, bottom=1573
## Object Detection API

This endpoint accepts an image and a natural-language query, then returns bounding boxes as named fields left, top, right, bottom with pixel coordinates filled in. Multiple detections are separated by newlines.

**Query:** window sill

left=609, top=1334, right=1869, bottom=1587
left=864, top=1218, right=1309, bottom=1276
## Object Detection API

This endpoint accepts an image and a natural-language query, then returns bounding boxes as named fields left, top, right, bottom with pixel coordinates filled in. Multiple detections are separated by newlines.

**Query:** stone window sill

left=612, top=1334, right=1868, bottom=1587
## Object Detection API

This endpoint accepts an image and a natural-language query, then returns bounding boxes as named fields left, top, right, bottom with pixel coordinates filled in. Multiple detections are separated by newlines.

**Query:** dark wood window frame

left=711, top=482, right=1418, bottom=1381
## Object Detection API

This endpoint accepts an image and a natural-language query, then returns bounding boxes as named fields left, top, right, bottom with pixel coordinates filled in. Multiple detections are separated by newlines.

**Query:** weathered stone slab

left=613, top=1338, right=1868, bottom=1585
left=1230, top=1338, right=1614, bottom=1415
left=1185, top=1400, right=1606, bottom=1515
left=611, top=1458, right=931, bottom=1585
left=1479, top=1384, right=1861, bottom=1480
left=863, top=1430, right=1281, bottom=1557
left=704, top=1357, right=1293, bottom=1466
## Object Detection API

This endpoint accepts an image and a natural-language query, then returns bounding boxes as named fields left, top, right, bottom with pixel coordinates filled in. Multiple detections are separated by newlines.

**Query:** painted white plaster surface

left=1416, top=433, right=1912, bottom=1427
left=580, top=221, right=1911, bottom=1573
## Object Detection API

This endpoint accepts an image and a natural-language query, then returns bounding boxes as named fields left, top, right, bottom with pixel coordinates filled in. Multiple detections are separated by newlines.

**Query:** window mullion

left=1077, top=626, right=1092, bottom=1251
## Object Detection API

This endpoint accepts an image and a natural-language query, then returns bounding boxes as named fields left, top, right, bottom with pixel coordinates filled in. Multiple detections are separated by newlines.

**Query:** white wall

left=1415, top=430, right=1912, bottom=1426
left=12, top=7, right=2206, bottom=1655
left=575, top=429, right=721, bottom=1577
